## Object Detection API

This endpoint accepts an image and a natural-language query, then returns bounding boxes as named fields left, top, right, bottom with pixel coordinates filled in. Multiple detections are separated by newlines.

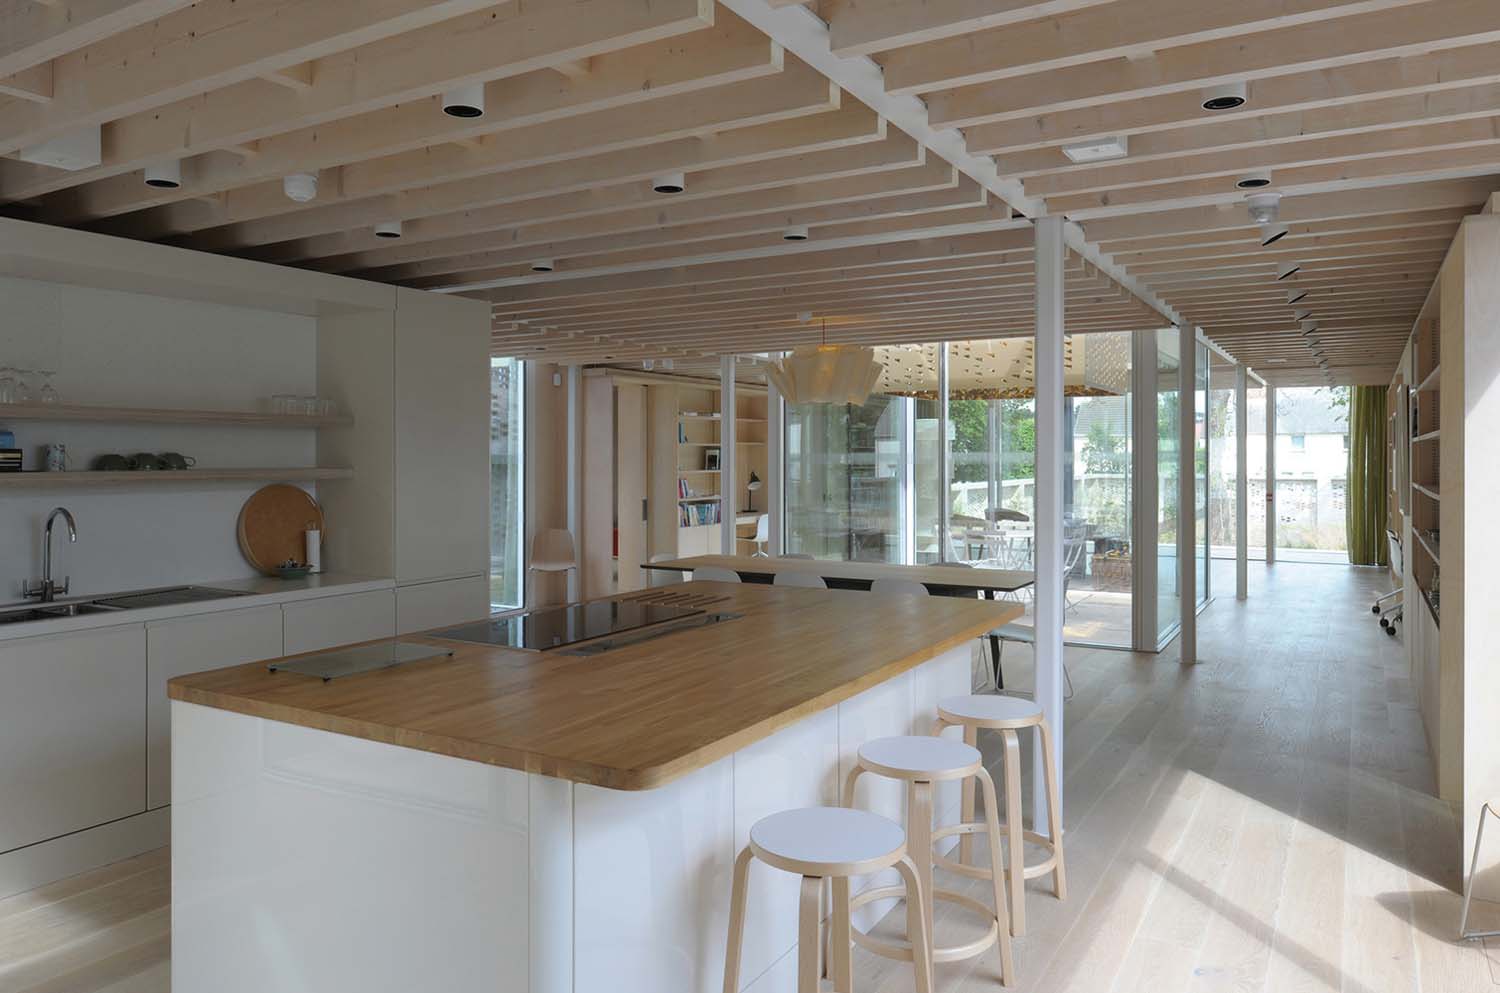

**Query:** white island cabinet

left=0, top=625, right=146, bottom=853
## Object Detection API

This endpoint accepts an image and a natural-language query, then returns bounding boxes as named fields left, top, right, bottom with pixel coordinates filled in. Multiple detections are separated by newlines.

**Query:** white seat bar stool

left=934, top=695, right=1066, bottom=937
left=843, top=736, right=1015, bottom=986
left=723, top=807, right=934, bottom=993
left=1460, top=800, right=1500, bottom=939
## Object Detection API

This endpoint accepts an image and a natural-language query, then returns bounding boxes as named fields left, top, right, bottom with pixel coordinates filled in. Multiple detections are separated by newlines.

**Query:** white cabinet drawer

left=282, top=589, right=395, bottom=655
left=0, top=625, right=146, bottom=854
left=396, top=575, right=489, bottom=635
left=146, top=605, right=283, bottom=810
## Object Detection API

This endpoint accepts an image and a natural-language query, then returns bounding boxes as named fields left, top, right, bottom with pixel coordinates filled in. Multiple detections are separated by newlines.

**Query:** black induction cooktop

left=429, top=600, right=705, bottom=651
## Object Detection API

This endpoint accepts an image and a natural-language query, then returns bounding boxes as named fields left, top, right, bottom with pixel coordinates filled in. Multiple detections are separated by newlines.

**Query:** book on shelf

left=679, top=501, right=722, bottom=527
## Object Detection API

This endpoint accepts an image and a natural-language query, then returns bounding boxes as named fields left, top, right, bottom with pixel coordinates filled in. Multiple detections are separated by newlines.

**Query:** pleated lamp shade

left=765, top=344, right=883, bottom=406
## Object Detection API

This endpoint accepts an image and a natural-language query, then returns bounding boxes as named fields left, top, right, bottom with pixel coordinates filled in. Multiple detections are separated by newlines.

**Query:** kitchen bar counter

left=169, top=583, right=1020, bottom=993
left=168, top=582, right=1018, bottom=789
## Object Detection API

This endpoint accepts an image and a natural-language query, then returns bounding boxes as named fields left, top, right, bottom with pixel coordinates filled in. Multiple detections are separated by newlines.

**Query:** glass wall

left=1271, top=386, right=1351, bottom=562
left=1207, top=361, right=1239, bottom=561
left=490, top=357, right=525, bottom=609
left=1195, top=340, right=1209, bottom=605
left=1155, top=329, right=1180, bottom=642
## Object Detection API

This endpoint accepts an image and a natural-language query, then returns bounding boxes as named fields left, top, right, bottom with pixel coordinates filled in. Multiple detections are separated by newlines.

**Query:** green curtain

left=1346, top=385, right=1389, bottom=566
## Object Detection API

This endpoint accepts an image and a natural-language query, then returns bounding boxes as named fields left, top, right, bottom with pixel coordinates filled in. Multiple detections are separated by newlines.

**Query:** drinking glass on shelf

left=37, top=371, right=59, bottom=405
left=302, top=396, right=320, bottom=416
left=271, top=394, right=295, bottom=415
left=0, top=367, right=15, bottom=404
left=13, top=370, right=33, bottom=404
left=320, top=397, right=337, bottom=417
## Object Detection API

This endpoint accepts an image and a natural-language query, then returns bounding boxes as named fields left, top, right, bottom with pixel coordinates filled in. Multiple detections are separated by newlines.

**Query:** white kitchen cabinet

left=0, top=624, right=146, bottom=854
left=396, top=575, right=489, bottom=635
left=393, top=288, right=490, bottom=585
left=283, top=588, right=396, bottom=655
left=146, top=605, right=283, bottom=809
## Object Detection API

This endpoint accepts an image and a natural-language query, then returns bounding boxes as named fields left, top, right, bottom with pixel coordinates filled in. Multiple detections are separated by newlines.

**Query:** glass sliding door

left=490, top=357, right=525, bottom=610
left=1270, top=386, right=1351, bottom=563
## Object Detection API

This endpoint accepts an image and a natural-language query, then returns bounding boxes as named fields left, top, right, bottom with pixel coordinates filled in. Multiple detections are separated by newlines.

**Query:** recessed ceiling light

left=782, top=225, right=810, bottom=241
left=1260, top=223, right=1290, bottom=246
left=1236, top=169, right=1273, bottom=190
left=1201, top=81, right=1248, bottom=111
left=283, top=172, right=318, bottom=203
left=1300, top=320, right=1319, bottom=335
left=1062, top=135, right=1129, bottom=163
left=1286, top=288, right=1310, bottom=305
left=1276, top=262, right=1302, bottom=281
left=651, top=171, right=686, bottom=194
left=1293, top=308, right=1314, bottom=322
left=374, top=220, right=403, bottom=239
left=530, top=258, right=555, bottom=273
left=442, top=83, right=485, bottom=118
left=144, top=161, right=182, bottom=189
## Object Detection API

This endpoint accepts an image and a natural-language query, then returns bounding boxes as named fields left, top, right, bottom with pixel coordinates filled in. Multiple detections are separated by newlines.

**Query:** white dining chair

left=529, top=528, right=576, bottom=605
left=752, top=515, right=770, bottom=557
left=870, top=578, right=929, bottom=597
left=695, top=566, right=742, bottom=583
left=774, top=571, right=827, bottom=589
left=647, top=553, right=684, bottom=588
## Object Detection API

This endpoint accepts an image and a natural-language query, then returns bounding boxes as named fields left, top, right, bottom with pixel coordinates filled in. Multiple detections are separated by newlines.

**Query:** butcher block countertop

left=168, top=581, right=1021, bottom=790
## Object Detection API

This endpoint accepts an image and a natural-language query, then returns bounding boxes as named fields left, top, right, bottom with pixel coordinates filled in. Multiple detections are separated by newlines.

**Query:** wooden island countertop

left=168, top=581, right=1021, bottom=790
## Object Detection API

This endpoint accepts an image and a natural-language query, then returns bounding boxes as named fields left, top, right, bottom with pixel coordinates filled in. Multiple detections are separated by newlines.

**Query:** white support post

left=1176, top=323, right=1197, bottom=664
left=767, top=368, right=785, bottom=557
left=1235, top=364, right=1249, bottom=600
left=937, top=346, right=952, bottom=562
left=1266, top=385, right=1277, bottom=564
left=1033, top=216, right=1066, bottom=830
left=720, top=355, right=738, bottom=555
left=566, top=364, right=582, bottom=604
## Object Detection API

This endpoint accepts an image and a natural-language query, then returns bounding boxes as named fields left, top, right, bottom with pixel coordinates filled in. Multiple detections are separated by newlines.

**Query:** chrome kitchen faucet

left=23, top=507, right=77, bottom=603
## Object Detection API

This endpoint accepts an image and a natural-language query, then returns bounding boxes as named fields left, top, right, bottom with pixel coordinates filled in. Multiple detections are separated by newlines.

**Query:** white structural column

left=767, top=365, right=785, bottom=556
left=1235, top=364, right=1249, bottom=600
left=720, top=355, right=738, bottom=555
left=937, top=346, right=952, bottom=562
left=1176, top=324, right=1197, bottom=664
left=1266, top=385, right=1277, bottom=564
left=566, top=365, right=583, bottom=603
left=1033, top=216, right=1066, bottom=828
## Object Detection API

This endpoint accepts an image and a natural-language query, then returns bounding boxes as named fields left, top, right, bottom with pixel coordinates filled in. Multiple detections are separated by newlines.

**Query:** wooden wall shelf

left=0, top=467, right=353, bottom=488
left=0, top=402, right=352, bottom=428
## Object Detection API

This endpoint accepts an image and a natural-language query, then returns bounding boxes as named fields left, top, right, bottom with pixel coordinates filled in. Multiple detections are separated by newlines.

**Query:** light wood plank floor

left=2, top=560, right=1494, bottom=992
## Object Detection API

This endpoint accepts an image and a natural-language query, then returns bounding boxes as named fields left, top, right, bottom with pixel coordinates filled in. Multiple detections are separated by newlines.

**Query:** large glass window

left=1272, top=386, right=1350, bottom=562
left=490, top=357, right=525, bottom=609
left=1155, top=329, right=1180, bottom=642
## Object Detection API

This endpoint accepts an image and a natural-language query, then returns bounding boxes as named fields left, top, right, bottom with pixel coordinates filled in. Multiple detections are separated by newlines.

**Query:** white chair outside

left=774, top=571, right=827, bottom=589
left=870, top=578, right=929, bottom=597
left=1461, top=800, right=1500, bottom=939
left=694, top=566, right=742, bottom=583
left=752, top=515, right=770, bottom=557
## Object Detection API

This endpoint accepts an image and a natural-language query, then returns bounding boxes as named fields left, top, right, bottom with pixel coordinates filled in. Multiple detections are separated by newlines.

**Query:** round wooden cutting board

left=237, top=484, right=325, bottom=576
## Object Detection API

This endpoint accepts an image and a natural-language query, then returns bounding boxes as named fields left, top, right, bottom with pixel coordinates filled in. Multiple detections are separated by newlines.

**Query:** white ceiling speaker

left=1245, top=191, right=1282, bottom=225
left=442, top=83, right=485, bottom=118
left=530, top=258, right=555, bottom=273
left=1260, top=223, right=1290, bottom=246
left=283, top=172, right=318, bottom=203
left=1201, top=81, right=1248, bottom=111
left=782, top=225, right=810, bottom=241
left=143, top=160, right=182, bottom=189
left=374, top=220, right=403, bottom=239
left=651, top=170, right=686, bottom=194
left=1286, top=287, right=1310, bottom=305
left=1276, top=261, right=1302, bottom=281
left=1236, top=169, right=1273, bottom=190
left=1061, top=135, right=1129, bottom=163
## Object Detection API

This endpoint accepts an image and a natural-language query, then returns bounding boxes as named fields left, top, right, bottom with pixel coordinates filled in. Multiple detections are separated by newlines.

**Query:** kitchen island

left=168, top=582, right=1019, bottom=993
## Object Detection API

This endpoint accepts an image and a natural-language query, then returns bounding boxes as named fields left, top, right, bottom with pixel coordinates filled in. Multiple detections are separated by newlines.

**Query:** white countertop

left=0, top=572, right=395, bottom=642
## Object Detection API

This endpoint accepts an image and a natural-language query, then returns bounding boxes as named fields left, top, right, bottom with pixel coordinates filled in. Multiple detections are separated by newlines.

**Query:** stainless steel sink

left=0, top=585, right=249, bottom=626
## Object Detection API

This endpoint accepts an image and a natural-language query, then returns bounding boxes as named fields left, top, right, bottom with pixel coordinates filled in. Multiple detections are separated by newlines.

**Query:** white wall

left=0, top=276, right=317, bottom=597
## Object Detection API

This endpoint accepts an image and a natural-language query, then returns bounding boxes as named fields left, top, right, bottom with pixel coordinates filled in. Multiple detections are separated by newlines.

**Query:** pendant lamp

left=765, top=320, right=883, bottom=406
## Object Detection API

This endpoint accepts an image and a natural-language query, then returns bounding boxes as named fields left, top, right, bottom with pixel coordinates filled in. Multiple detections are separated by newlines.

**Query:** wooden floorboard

left=0, top=560, right=1490, bottom=992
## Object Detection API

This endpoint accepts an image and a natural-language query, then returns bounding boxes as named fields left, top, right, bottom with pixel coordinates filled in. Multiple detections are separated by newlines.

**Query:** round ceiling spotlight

left=1245, top=191, right=1282, bottom=225
left=1276, top=261, right=1302, bottom=281
left=1201, top=81, right=1248, bottom=111
left=530, top=258, right=555, bottom=273
left=283, top=172, right=318, bottom=203
left=1236, top=169, right=1272, bottom=190
left=143, top=160, right=182, bottom=189
left=441, top=83, right=485, bottom=119
left=782, top=225, right=809, bottom=241
left=374, top=220, right=404, bottom=239
left=651, top=170, right=686, bottom=194
left=1260, top=223, right=1290, bottom=247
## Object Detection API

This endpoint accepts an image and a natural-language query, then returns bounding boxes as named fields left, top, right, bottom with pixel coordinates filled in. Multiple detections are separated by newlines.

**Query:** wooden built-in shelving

left=0, top=402, right=352, bottom=428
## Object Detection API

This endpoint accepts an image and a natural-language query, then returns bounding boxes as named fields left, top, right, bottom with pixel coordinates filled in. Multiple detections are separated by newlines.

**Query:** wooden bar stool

left=934, top=695, right=1066, bottom=937
left=723, top=807, right=934, bottom=993
left=843, top=736, right=1015, bottom=986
